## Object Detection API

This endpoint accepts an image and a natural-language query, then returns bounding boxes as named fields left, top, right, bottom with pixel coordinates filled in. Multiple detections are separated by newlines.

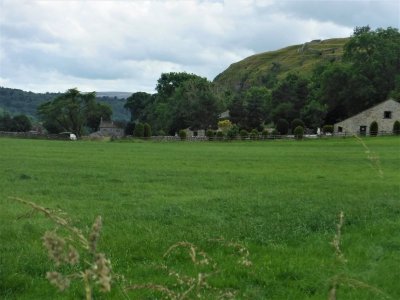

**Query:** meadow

left=0, top=136, right=399, bottom=299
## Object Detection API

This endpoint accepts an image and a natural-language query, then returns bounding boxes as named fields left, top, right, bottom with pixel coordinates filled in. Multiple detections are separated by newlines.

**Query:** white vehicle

left=59, top=132, right=77, bottom=140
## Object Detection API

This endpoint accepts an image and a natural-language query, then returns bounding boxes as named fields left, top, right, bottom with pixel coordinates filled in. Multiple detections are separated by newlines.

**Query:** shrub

left=294, top=126, right=304, bottom=140
left=250, top=129, right=259, bottom=140
left=393, top=120, right=400, bottom=135
left=261, top=130, right=269, bottom=139
left=133, top=123, right=144, bottom=137
left=276, top=119, right=289, bottom=135
left=206, top=129, right=214, bottom=140
left=218, top=120, right=232, bottom=133
left=143, top=123, right=152, bottom=138
left=323, top=125, right=334, bottom=134
left=178, top=129, right=187, bottom=140
left=227, top=125, right=239, bottom=140
left=216, top=131, right=224, bottom=140
left=127, top=124, right=134, bottom=136
left=239, top=129, right=248, bottom=140
left=291, top=119, right=305, bottom=131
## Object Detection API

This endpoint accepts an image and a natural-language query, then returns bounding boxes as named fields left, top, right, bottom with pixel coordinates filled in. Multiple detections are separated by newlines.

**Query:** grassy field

left=1, top=137, right=399, bottom=299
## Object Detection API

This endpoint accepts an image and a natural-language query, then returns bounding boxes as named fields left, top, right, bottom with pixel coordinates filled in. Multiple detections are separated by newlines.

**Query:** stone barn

left=334, top=99, right=400, bottom=135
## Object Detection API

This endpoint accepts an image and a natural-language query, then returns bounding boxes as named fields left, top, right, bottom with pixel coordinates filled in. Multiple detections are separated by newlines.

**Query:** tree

left=38, top=88, right=111, bottom=136
left=156, top=72, right=200, bottom=100
left=143, top=123, right=152, bottom=138
left=276, top=119, right=289, bottom=135
left=300, top=99, right=327, bottom=129
left=124, top=92, right=152, bottom=123
left=0, top=112, right=13, bottom=131
left=143, top=72, right=206, bottom=135
left=308, top=63, right=353, bottom=124
left=291, top=119, right=305, bottom=131
left=133, top=123, right=144, bottom=137
left=226, top=124, right=239, bottom=140
left=0, top=112, right=32, bottom=132
left=270, top=74, right=309, bottom=123
left=294, top=126, right=304, bottom=140
left=125, top=122, right=135, bottom=136
left=170, top=77, right=220, bottom=132
left=86, top=103, right=112, bottom=132
left=228, top=97, right=247, bottom=128
left=343, top=26, right=400, bottom=112
left=244, top=87, right=269, bottom=130
left=12, top=114, right=32, bottom=132
left=178, top=129, right=187, bottom=140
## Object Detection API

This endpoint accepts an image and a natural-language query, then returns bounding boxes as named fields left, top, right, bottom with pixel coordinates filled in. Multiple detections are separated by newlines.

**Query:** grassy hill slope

left=214, top=38, right=349, bottom=93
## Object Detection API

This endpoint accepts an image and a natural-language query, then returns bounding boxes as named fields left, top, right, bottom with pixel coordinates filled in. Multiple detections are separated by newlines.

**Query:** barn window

left=338, top=126, right=343, bottom=132
left=384, top=111, right=392, bottom=119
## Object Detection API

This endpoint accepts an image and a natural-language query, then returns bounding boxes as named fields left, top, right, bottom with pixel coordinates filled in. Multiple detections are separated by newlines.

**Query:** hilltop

left=213, top=38, right=349, bottom=93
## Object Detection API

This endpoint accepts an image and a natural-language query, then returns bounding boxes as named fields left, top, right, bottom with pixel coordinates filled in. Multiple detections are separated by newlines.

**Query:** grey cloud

left=273, top=0, right=399, bottom=29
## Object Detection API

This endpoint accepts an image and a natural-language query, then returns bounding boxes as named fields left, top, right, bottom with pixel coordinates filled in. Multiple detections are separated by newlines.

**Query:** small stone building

left=90, top=119, right=124, bottom=137
left=99, top=119, right=124, bottom=136
left=334, top=99, right=400, bottom=135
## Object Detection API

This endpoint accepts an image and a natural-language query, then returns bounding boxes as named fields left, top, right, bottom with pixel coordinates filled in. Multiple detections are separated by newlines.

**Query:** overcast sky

left=0, top=0, right=399, bottom=93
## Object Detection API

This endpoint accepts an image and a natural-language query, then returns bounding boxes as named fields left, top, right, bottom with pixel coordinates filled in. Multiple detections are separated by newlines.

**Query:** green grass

left=1, top=137, right=399, bottom=299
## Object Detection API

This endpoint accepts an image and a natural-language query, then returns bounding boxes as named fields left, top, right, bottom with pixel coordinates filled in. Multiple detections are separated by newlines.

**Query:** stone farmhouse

left=334, top=99, right=400, bottom=135
left=89, top=118, right=124, bottom=138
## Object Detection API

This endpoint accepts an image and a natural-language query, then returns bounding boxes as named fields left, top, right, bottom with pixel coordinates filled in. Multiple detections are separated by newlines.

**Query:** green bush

left=294, top=126, right=304, bottom=140
left=133, top=123, right=144, bottom=137
left=323, top=125, right=334, bottom=134
left=370, top=121, right=378, bottom=136
left=178, top=129, right=187, bottom=140
left=216, top=131, right=224, bottom=140
left=227, top=125, right=239, bottom=140
left=393, top=120, right=400, bottom=135
left=276, top=119, right=289, bottom=135
left=143, top=123, right=152, bottom=138
left=239, top=129, right=249, bottom=140
left=206, top=129, right=214, bottom=140
left=250, top=129, right=259, bottom=140
left=291, top=119, right=305, bottom=131
left=125, top=122, right=135, bottom=135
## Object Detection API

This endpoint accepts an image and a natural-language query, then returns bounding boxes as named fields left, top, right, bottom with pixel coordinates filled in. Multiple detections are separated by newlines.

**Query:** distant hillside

left=0, top=87, right=60, bottom=117
left=213, top=38, right=349, bottom=93
left=96, top=91, right=132, bottom=99
left=0, top=87, right=130, bottom=121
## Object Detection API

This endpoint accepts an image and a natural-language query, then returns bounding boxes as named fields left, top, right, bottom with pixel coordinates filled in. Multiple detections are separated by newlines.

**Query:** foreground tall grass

left=1, top=137, right=399, bottom=299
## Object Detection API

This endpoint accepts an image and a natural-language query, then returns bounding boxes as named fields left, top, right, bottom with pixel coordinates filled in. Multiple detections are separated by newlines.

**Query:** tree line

left=124, top=26, right=400, bottom=135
